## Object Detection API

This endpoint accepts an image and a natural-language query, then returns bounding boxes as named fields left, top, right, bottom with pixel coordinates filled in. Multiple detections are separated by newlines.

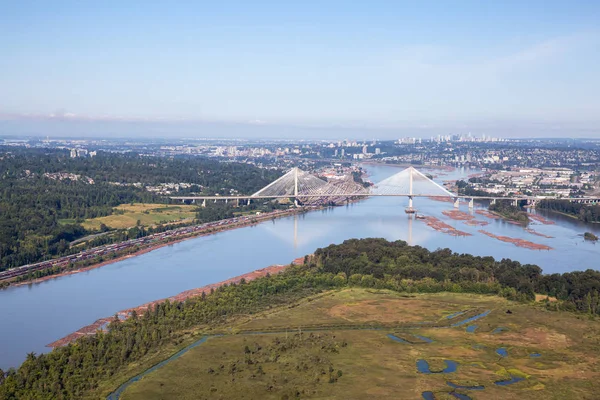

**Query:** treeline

left=537, top=199, right=600, bottom=223
left=0, top=148, right=280, bottom=271
left=489, top=200, right=529, bottom=225
left=3, top=238, right=600, bottom=398
left=315, top=238, right=600, bottom=313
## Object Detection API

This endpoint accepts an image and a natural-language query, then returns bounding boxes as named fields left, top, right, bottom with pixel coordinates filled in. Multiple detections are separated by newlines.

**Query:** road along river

left=1, top=164, right=600, bottom=369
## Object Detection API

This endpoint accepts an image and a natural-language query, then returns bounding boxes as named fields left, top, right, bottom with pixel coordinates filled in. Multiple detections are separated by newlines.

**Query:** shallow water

left=413, top=334, right=434, bottom=343
left=496, top=348, right=508, bottom=357
left=451, top=310, right=491, bottom=327
left=495, top=376, right=525, bottom=386
left=387, top=334, right=411, bottom=344
left=417, top=359, right=459, bottom=374
left=421, top=391, right=435, bottom=400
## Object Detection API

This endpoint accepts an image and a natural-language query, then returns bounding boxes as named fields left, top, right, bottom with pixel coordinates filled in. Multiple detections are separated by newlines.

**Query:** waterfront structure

left=172, top=166, right=599, bottom=209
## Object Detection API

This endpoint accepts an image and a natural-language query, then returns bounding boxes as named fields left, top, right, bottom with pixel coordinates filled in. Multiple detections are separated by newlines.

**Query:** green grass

left=108, top=289, right=600, bottom=399
left=80, top=203, right=197, bottom=230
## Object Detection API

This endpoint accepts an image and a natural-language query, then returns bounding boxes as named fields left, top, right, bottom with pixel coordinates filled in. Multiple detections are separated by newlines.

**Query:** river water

left=1, top=164, right=600, bottom=370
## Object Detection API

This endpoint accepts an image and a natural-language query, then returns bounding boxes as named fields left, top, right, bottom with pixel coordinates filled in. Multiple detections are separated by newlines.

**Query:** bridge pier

left=468, top=198, right=474, bottom=209
left=491, top=199, right=496, bottom=205
left=453, top=197, right=460, bottom=208
left=202, top=199, right=206, bottom=208
left=513, top=199, right=518, bottom=207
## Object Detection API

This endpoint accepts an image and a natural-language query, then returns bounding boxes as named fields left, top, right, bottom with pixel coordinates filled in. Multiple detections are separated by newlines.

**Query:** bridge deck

left=169, top=194, right=598, bottom=201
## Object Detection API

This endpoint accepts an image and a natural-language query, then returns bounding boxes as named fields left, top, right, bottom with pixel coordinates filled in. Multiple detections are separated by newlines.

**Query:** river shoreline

left=47, top=256, right=307, bottom=348
left=7, top=207, right=314, bottom=288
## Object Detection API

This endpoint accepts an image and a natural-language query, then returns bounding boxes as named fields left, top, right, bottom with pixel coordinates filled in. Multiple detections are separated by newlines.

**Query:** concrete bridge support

left=202, top=199, right=206, bottom=208
left=513, top=199, right=518, bottom=207
left=491, top=199, right=496, bottom=205
left=454, top=198, right=460, bottom=208
left=468, top=198, right=474, bottom=209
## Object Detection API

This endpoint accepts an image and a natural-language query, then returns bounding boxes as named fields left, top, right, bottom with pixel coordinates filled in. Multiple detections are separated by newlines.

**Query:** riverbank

left=528, top=213, right=556, bottom=225
left=6, top=207, right=314, bottom=288
left=47, top=256, right=307, bottom=348
left=535, top=208, right=600, bottom=224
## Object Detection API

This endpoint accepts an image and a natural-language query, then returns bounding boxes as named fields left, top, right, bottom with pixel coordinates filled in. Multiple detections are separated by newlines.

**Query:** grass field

left=78, top=203, right=197, bottom=230
left=115, top=289, right=600, bottom=400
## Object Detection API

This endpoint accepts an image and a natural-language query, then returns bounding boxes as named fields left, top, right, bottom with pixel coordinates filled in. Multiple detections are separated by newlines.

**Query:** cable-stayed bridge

left=171, top=166, right=600, bottom=209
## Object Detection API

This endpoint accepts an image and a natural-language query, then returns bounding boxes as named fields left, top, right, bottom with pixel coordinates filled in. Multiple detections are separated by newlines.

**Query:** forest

left=537, top=199, right=600, bottom=223
left=2, top=238, right=600, bottom=399
left=488, top=200, right=530, bottom=225
left=0, top=147, right=281, bottom=271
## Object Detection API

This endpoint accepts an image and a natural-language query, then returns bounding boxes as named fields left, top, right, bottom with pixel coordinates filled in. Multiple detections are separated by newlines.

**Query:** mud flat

left=525, top=228, right=554, bottom=239
left=478, top=230, right=552, bottom=250
left=47, top=257, right=306, bottom=348
left=442, top=210, right=489, bottom=226
left=528, top=213, right=556, bottom=225
left=418, top=216, right=471, bottom=237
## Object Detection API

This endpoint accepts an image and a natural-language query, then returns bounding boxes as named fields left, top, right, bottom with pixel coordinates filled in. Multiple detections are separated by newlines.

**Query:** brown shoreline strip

left=528, top=214, right=556, bottom=225
left=525, top=228, right=554, bottom=239
left=418, top=216, right=471, bottom=237
left=46, top=257, right=307, bottom=348
left=442, top=210, right=489, bottom=226
left=478, top=230, right=552, bottom=250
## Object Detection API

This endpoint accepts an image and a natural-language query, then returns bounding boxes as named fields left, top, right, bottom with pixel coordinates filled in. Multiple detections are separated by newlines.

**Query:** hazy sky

left=1, top=1, right=599, bottom=139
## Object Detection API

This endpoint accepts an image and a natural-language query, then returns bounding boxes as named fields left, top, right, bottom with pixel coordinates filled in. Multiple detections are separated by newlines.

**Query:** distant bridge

left=171, top=166, right=600, bottom=210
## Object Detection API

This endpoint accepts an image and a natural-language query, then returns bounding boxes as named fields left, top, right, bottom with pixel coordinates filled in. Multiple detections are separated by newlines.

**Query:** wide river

left=2, top=164, right=600, bottom=369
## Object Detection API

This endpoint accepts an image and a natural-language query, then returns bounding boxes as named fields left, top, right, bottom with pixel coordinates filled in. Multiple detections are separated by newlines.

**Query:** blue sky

left=1, top=1, right=599, bottom=138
